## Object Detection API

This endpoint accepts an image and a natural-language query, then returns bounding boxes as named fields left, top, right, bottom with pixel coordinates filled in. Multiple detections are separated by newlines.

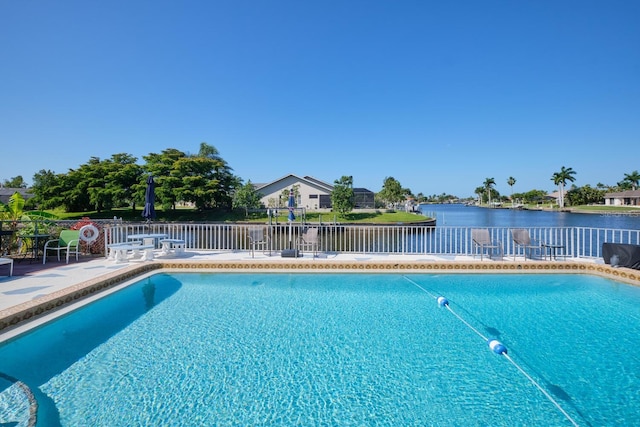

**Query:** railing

left=2, top=219, right=637, bottom=259
left=102, top=223, right=640, bottom=259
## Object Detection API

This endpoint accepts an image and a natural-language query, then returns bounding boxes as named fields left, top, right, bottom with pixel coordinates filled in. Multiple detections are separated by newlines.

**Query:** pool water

left=1, top=273, right=640, bottom=426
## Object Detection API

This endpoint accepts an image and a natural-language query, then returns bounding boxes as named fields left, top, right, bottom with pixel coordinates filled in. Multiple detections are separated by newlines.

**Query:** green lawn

left=568, top=205, right=640, bottom=213
left=46, top=207, right=433, bottom=224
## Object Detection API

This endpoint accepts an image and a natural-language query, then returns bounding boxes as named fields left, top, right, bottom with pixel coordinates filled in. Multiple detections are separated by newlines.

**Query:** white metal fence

left=103, top=223, right=640, bottom=259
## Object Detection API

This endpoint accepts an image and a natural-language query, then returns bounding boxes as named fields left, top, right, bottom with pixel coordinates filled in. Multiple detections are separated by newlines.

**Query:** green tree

left=483, top=177, right=496, bottom=206
left=76, top=157, right=111, bottom=212
left=104, top=153, right=143, bottom=210
left=567, top=184, right=605, bottom=206
left=0, top=192, right=54, bottom=252
left=143, top=148, right=188, bottom=210
left=171, top=156, right=223, bottom=210
left=331, top=176, right=355, bottom=216
left=551, top=166, right=577, bottom=208
left=377, top=177, right=405, bottom=208
left=2, top=176, right=27, bottom=188
left=30, top=170, right=61, bottom=209
left=233, top=180, right=263, bottom=216
left=474, top=186, right=485, bottom=204
left=507, top=176, right=516, bottom=206
left=197, top=142, right=237, bottom=210
left=622, top=170, right=640, bottom=191
left=0, top=192, right=26, bottom=221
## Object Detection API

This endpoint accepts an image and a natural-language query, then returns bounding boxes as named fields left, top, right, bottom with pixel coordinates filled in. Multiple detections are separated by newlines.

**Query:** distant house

left=604, top=190, right=640, bottom=206
left=253, top=174, right=375, bottom=210
left=0, top=188, right=32, bottom=205
left=352, top=187, right=375, bottom=209
left=547, top=190, right=567, bottom=205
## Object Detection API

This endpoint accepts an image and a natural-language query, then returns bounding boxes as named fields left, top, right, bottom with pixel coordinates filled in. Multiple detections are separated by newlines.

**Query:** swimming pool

left=1, top=272, right=639, bottom=426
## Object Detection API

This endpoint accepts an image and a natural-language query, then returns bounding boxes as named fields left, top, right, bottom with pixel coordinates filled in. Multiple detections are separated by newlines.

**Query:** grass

left=45, top=207, right=433, bottom=224
left=568, top=205, right=640, bottom=213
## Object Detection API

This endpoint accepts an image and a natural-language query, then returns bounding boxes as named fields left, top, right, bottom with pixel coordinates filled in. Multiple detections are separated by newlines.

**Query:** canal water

left=419, top=204, right=640, bottom=230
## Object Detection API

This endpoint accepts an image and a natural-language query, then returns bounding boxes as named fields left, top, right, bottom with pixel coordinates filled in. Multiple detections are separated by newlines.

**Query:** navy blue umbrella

left=287, top=189, right=296, bottom=222
left=141, top=176, right=156, bottom=221
left=287, top=188, right=295, bottom=248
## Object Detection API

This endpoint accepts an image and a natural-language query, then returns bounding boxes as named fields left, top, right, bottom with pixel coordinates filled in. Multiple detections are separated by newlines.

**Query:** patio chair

left=43, top=230, right=80, bottom=265
left=0, top=257, right=13, bottom=277
left=511, top=229, right=542, bottom=260
left=471, top=229, right=503, bottom=260
left=247, top=227, right=270, bottom=258
left=297, top=227, right=320, bottom=257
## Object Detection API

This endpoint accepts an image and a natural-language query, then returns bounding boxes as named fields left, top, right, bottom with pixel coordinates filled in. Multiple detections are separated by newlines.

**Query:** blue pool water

left=1, top=273, right=640, bottom=426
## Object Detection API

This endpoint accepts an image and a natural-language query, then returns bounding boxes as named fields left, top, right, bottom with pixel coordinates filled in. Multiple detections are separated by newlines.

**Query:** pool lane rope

left=402, top=276, right=580, bottom=427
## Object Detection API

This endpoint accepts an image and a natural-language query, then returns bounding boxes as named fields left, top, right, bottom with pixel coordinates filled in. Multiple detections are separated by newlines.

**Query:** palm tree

left=483, top=178, right=496, bottom=207
left=623, top=170, right=640, bottom=190
left=474, top=186, right=484, bottom=205
left=507, top=176, right=516, bottom=206
left=551, top=166, right=576, bottom=208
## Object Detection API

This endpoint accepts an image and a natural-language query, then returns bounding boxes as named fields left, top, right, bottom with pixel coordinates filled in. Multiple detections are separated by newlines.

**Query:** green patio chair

left=43, top=230, right=80, bottom=265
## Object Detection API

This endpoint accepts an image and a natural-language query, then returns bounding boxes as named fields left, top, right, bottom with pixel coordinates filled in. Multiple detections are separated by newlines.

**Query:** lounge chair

left=511, top=229, right=542, bottom=260
left=247, top=227, right=270, bottom=258
left=471, top=229, right=503, bottom=260
left=297, top=227, right=320, bottom=257
left=43, top=230, right=80, bottom=264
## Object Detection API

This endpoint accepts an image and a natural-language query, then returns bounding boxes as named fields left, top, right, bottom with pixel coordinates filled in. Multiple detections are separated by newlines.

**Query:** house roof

left=255, top=174, right=333, bottom=192
left=353, top=188, right=374, bottom=194
left=547, top=190, right=566, bottom=198
left=604, top=189, right=640, bottom=198
left=254, top=174, right=374, bottom=194
left=0, top=188, right=32, bottom=204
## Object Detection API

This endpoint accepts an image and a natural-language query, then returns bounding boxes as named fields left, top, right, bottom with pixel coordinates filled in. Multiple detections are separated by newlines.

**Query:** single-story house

left=547, top=190, right=566, bottom=205
left=253, top=174, right=375, bottom=210
left=604, top=190, right=640, bottom=206
left=0, top=188, right=32, bottom=205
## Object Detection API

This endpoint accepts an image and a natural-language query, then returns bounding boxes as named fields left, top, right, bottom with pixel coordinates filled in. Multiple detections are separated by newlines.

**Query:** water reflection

left=142, top=279, right=156, bottom=311
left=419, top=204, right=640, bottom=229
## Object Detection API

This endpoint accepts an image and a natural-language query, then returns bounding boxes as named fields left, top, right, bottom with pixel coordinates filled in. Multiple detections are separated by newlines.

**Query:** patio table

left=21, top=234, right=51, bottom=262
left=542, top=242, right=565, bottom=260
left=127, top=233, right=169, bottom=248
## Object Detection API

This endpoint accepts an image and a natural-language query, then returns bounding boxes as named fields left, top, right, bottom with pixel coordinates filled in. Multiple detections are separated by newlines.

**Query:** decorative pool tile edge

left=0, top=263, right=158, bottom=335
left=1, top=260, right=638, bottom=334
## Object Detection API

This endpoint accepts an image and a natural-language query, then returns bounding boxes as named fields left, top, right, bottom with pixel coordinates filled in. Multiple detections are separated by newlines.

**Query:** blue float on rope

left=437, top=296, right=449, bottom=307
left=487, top=339, right=507, bottom=355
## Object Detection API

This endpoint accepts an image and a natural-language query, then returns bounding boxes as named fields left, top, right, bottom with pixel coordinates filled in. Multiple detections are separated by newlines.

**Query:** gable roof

left=255, top=174, right=334, bottom=192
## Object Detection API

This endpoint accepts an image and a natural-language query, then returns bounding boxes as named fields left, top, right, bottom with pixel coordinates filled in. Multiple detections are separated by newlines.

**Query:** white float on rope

left=487, top=339, right=507, bottom=355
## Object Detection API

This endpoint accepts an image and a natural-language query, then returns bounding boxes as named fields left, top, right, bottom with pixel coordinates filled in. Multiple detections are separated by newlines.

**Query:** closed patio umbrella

left=141, top=176, right=156, bottom=222
left=287, top=188, right=295, bottom=249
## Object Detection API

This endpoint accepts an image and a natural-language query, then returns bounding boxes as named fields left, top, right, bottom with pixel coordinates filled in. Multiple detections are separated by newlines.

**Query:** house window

left=309, top=194, right=318, bottom=199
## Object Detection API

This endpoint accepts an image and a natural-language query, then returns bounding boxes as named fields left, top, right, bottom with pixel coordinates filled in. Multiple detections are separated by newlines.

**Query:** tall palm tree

left=551, top=166, right=576, bottom=208
left=483, top=177, right=496, bottom=206
left=623, top=170, right=640, bottom=190
left=507, top=176, right=516, bottom=206
left=474, top=186, right=484, bottom=205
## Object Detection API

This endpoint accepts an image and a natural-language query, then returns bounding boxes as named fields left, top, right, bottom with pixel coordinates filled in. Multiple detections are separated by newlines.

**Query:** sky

left=1, top=1, right=639, bottom=198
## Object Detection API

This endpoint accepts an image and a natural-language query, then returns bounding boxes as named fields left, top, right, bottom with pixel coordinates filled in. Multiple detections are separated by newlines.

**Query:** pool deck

left=1, top=249, right=637, bottom=338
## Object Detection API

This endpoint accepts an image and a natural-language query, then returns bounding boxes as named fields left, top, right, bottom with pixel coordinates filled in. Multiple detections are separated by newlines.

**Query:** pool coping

left=1, top=260, right=638, bottom=335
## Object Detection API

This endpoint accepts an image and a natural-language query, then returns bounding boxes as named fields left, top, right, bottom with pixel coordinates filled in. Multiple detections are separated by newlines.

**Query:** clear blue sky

left=1, top=1, right=639, bottom=198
